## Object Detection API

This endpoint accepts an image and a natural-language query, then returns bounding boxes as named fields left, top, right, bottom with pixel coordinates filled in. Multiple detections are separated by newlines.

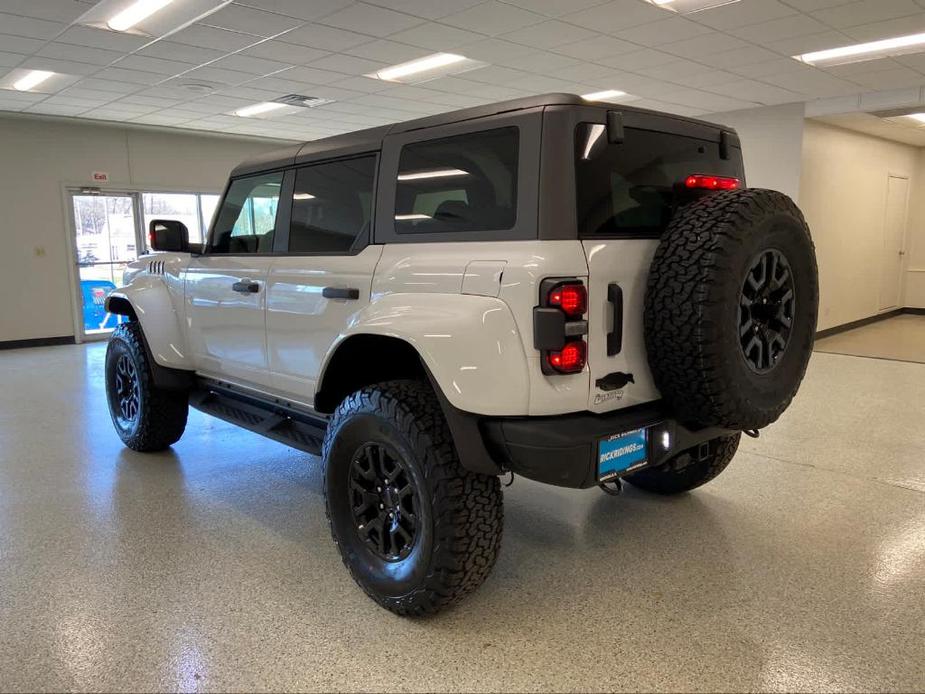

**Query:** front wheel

left=105, top=322, right=188, bottom=452
left=322, top=380, right=503, bottom=616
left=624, top=433, right=741, bottom=495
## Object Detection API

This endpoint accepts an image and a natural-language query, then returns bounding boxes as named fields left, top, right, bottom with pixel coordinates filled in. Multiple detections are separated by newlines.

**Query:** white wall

left=705, top=102, right=806, bottom=202
left=904, top=150, right=925, bottom=309
left=0, top=114, right=292, bottom=343
left=800, top=120, right=921, bottom=330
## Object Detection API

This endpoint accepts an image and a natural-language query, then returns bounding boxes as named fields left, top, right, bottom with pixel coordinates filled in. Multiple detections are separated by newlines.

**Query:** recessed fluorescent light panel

left=366, top=53, right=487, bottom=84
left=905, top=113, right=925, bottom=124
left=0, top=67, right=77, bottom=93
left=232, top=94, right=336, bottom=119
left=76, top=0, right=232, bottom=37
left=794, top=32, right=925, bottom=67
left=234, top=102, right=289, bottom=118
left=647, top=0, right=741, bottom=13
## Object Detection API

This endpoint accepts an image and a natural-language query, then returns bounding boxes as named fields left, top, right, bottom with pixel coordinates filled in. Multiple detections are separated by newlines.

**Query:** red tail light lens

left=685, top=174, right=740, bottom=191
left=548, top=283, right=587, bottom=318
left=547, top=340, right=586, bottom=374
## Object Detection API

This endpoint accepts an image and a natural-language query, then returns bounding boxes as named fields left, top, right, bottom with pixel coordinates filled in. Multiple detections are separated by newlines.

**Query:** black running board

left=190, top=382, right=328, bottom=456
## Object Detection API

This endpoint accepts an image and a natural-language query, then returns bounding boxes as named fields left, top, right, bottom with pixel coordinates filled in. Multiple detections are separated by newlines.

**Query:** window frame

left=202, top=169, right=293, bottom=256
left=375, top=109, right=542, bottom=244
left=275, top=153, right=379, bottom=257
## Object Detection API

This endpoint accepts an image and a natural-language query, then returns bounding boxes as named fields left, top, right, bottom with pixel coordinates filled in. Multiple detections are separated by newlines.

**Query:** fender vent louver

left=148, top=260, right=165, bottom=275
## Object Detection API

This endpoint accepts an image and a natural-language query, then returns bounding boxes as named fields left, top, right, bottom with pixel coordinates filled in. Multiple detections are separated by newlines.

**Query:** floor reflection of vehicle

left=80, top=279, right=127, bottom=333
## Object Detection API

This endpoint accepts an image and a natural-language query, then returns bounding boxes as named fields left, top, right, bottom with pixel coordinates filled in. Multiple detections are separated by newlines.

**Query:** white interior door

left=879, top=175, right=909, bottom=311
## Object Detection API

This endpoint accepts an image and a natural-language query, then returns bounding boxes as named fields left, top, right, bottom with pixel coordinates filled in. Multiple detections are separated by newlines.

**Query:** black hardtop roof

left=231, top=93, right=733, bottom=177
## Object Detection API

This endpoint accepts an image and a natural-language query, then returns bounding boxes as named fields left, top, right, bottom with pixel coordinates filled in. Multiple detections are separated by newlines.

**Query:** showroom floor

left=814, top=314, right=925, bottom=363
left=0, top=343, right=923, bottom=692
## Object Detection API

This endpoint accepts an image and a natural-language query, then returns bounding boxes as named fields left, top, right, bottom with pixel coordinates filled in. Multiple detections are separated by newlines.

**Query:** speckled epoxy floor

left=0, top=343, right=923, bottom=692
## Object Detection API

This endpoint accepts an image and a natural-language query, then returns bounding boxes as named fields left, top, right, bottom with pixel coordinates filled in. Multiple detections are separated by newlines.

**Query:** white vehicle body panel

left=582, top=239, right=661, bottom=412
left=184, top=255, right=274, bottom=389
left=266, top=245, right=383, bottom=402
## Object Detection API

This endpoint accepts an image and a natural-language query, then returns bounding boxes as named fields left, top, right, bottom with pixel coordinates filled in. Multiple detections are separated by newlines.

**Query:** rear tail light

left=535, top=278, right=589, bottom=375
left=548, top=283, right=587, bottom=318
left=684, top=174, right=740, bottom=191
left=547, top=340, right=586, bottom=374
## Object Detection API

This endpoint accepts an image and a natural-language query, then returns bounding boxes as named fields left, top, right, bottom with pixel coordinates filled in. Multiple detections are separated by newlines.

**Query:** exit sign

left=92, top=171, right=109, bottom=183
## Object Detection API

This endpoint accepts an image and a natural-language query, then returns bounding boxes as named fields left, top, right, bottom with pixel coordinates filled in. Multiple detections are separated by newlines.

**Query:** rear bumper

left=481, top=401, right=735, bottom=489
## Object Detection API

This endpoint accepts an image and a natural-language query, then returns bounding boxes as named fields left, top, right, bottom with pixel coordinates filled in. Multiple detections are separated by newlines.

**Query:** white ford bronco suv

left=104, top=94, right=818, bottom=616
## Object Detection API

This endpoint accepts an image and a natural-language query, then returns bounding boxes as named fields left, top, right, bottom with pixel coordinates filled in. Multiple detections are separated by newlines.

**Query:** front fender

left=106, top=274, right=190, bottom=371
left=331, top=293, right=530, bottom=416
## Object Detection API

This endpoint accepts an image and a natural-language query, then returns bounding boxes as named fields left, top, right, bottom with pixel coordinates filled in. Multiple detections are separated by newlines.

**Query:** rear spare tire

left=644, top=189, right=818, bottom=430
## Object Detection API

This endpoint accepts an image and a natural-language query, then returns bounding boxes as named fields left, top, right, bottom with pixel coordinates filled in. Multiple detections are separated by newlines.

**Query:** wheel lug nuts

left=379, top=503, right=384, bottom=509
left=376, top=486, right=381, bottom=492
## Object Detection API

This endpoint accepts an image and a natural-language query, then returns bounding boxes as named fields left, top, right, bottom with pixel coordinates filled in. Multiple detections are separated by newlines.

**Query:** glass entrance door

left=71, top=193, right=143, bottom=338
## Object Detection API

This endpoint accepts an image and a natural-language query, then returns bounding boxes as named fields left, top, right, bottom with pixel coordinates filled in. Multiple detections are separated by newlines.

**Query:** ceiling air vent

left=273, top=94, right=335, bottom=108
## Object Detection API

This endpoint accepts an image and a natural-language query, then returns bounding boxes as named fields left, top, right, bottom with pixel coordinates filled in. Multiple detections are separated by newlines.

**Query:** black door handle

left=322, top=287, right=360, bottom=300
left=232, top=280, right=260, bottom=294
left=607, top=282, right=623, bottom=356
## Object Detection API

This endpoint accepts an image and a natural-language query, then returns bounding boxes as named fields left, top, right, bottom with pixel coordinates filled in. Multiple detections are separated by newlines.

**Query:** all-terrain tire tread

left=323, top=380, right=503, bottom=616
left=644, top=189, right=817, bottom=429
left=107, top=322, right=188, bottom=452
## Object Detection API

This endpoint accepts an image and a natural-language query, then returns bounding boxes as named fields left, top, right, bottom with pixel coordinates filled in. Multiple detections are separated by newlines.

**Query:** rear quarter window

left=394, top=127, right=518, bottom=234
left=575, top=123, right=743, bottom=238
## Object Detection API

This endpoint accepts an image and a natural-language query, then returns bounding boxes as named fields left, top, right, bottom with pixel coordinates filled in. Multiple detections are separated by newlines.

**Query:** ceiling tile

left=596, top=48, right=679, bottom=71
left=500, top=0, right=610, bottom=18
left=731, top=14, right=832, bottom=42
left=705, top=45, right=782, bottom=69
left=0, top=50, right=23, bottom=68
left=459, top=38, right=535, bottom=62
left=553, top=34, right=639, bottom=61
left=562, top=1, right=665, bottom=34
left=362, top=0, right=484, bottom=21
left=18, top=56, right=100, bottom=76
left=278, top=23, right=373, bottom=51
left=614, top=17, right=714, bottom=46
left=232, top=0, right=354, bottom=21
left=202, top=4, right=304, bottom=37
left=810, top=0, right=921, bottom=28
left=212, top=53, right=294, bottom=75
left=137, top=41, right=227, bottom=64
left=343, top=39, right=427, bottom=63
left=173, top=66, right=255, bottom=86
left=316, top=3, right=425, bottom=37
left=0, top=0, right=92, bottom=22
left=36, top=42, right=122, bottom=66
left=0, top=34, right=46, bottom=55
left=688, top=0, right=798, bottom=30
left=326, top=75, right=390, bottom=92
left=273, top=65, right=347, bottom=84
left=170, top=25, right=261, bottom=51
left=549, top=62, right=621, bottom=83
left=441, top=2, right=546, bottom=36
left=387, top=22, right=484, bottom=50
left=57, top=25, right=151, bottom=52
left=73, top=78, right=144, bottom=94
left=764, top=30, right=854, bottom=55
left=307, top=53, right=386, bottom=75
left=839, top=14, right=925, bottom=42
left=500, top=20, right=597, bottom=48
left=705, top=78, right=802, bottom=103
left=636, top=59, right=718, bottom=81
left=0, top=12, right=64, bottom=40
left=116, top=55, right=199, bottom=76
left=459, top=65, right=529, bottom=85
left=504, top=50, right=580, bottom=72
left=659, top=32, right=750, bottom=59
left=241, top=39, right=329, bottom=63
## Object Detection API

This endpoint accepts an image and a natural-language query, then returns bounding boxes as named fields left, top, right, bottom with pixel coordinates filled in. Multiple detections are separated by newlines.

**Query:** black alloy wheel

left=113, top=353, right=141, bottom=427
left=349, top=442, right=420, bottom=562
left=738, top=248, right=795, bottom=373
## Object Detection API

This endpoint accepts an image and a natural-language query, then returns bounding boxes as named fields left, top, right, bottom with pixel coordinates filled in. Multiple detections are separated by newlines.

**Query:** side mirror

left=148, top=219, right=190, bottom=253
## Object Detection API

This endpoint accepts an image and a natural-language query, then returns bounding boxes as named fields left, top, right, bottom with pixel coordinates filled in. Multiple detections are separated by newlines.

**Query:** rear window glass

left=394, top=127, right=518, bottom=234
left=575, top=123, right=743, bottom=237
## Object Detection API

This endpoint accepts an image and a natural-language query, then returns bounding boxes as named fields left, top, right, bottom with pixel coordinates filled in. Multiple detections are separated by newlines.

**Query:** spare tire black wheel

left=644, top=189, right=818, bottom=431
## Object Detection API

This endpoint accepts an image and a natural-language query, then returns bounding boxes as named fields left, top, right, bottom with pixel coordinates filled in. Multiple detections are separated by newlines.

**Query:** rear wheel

left=105, top=322, right=188, bottom=452
left=322, top=380, right=503, bottom=616
left=625, top=434, right=740, bottom=495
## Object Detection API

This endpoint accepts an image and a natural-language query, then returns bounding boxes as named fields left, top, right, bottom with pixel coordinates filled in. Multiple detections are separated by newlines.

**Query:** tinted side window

left=209, top=172, right=283, bottom=253
left=394, top=127, right=518, bottom=234
left=289, top=156, right=376, bottom=254
left=575, top=124, right=743, bottom=238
